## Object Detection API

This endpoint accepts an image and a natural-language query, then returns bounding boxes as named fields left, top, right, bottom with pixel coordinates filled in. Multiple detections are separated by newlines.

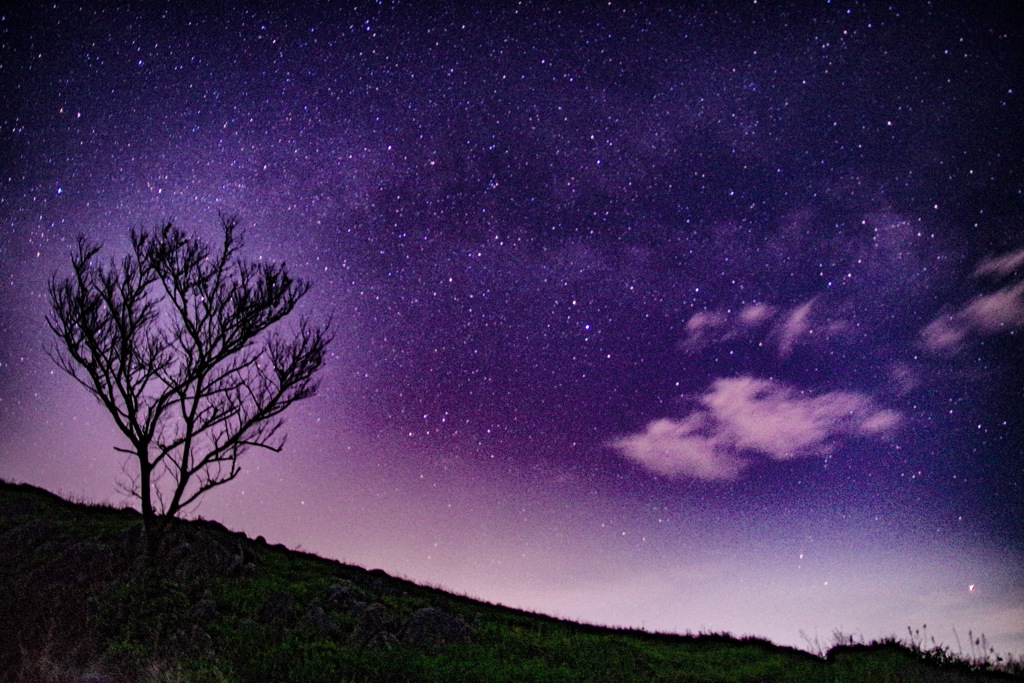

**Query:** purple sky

left=2, top=1, right=1022, bottom=656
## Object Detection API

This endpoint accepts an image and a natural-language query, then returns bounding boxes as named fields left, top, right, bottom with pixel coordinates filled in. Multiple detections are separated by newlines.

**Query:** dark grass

left=1, top=478, right=1020, bottom=683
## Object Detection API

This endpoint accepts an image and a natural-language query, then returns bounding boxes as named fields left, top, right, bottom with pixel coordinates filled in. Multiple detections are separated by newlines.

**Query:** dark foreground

left=1, top=480, right=1019, bottom=683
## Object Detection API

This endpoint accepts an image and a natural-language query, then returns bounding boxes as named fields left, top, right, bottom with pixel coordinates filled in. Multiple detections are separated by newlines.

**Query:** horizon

left=2, top=0, right=1022, bottom=659
left=0, top=475, right=1011, bottom=663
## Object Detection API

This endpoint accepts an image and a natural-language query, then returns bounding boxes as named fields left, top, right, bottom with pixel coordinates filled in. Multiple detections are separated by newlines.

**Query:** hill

left=1, top=479, right=1019, bottom=682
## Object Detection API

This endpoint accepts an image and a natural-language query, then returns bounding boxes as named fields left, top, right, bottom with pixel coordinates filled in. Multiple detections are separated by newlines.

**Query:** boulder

left=257, top=590, right=295, bottom=627
left=348, top=602, right=399, bottom=650
left=299, top=605, right=339, bottom=635
left=322, top=582, right=366, bottom=614
left=400, top=607, right=472, bottom=653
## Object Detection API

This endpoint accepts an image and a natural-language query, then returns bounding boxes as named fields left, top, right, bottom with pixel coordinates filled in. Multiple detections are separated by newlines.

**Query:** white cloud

left=887, top=362, right=922, bottom=395
left=774, top=299, right=815, bottom=357
left=922, top=259, right=1024, bottom=353
left=610, top=415, right=747, bottom=481
left=681, top=310, right=730, bottom=351
left=920, top=314, right=968, bottom=354
left=738, top=302, right=775, bottom=326
left=974, top=246, right=1024, bottom=279
left=681, top=298, right=854, bottom=359
left=960, top=280, right=1024, bottom=333
left=610, top=376, right=900, bottom=482
left=859, top=409, right=902, bottom=435
left=680, top=301, right=812, bottom=354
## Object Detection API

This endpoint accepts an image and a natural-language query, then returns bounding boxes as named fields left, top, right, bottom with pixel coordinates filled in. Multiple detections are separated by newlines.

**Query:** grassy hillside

left=1, top=479, right=1019, bottom=683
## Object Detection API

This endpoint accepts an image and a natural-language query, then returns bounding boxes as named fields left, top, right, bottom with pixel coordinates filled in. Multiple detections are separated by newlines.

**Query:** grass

left=802, top=626, right=1023, bottom=680
left=1, top=478, right=1020, bottom=683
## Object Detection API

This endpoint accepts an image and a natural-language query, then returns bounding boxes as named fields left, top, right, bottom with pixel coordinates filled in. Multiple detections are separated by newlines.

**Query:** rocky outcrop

left=326, top=594, right=475, bottom=653
left=322, top=581, right=367, bottom=613
left=399, top=607, right=473, bottom=653
left=348, top=602, right=401, bottom=650
left=299, top=604, right=340, bottom=635
left=258, top=590, right=296, bottom=628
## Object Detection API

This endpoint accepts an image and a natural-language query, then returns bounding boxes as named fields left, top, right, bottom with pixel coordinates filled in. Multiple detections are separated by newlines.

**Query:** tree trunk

left=138, top=452, right=155, bottom=522
left=136, top=449, right=162, bottom=556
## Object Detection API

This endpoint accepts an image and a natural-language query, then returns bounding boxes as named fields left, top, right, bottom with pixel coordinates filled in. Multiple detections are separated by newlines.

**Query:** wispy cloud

left=922, top=246, right=1024, bottom=354
left=680, top=303, right=779, bottom=352
left=681, top=302, right=778, bottom=352
left=681, top=298, right=851, bottom=358
left=920, top=315, right=968, bottom=354
left=974, top=246, right=1024, bottom=279
left=681, top=310, right=731, bottom=351
left=774, top=299, right=815, bottom=357
left=887, top=361, right=922, bottom=396
left=610, top=376, right=900, bottom=481
left=738, top=302, right=775, bottom=326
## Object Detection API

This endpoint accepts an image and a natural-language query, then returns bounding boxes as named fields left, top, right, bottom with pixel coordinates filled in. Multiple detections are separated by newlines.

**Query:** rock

left=299, top=605, right=339, bottom=634
left=364, top=630, right=398, bottom=650
left=323, top=582, right=365, bottom=614
left=399, top=607, right=472, bottom=653
left=258, top=590, right=295, bottom=627
left=69, top=675, right=115, bottom=683
left=164, top=528, right=247, bottom=580
left=348, top=602, right=399, bottom=649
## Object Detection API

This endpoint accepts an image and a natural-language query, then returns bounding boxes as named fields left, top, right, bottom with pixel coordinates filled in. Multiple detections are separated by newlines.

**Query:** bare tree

left=46, top=216, right=331, bottom=521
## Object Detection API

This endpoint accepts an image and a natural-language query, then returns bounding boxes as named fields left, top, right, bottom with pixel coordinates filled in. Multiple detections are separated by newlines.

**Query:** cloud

left=922, top=247, right=1024, bottom=354
left=959, top=280, right=1024, bottom=332
left=610, top=376, right=900, bottom=482
left=680, top=302, right=777, bottom=351
left=974, top=246, right=1024, bottom=279
left=610, top=415, right=748, bottom=481
left=920, top=315, right=968, bottom=353
left=887, top=362, right=922, bottom=396
left=774, top=299, right=815, bottom=357
left=681, top=298, right=851, bottom=358
left=681, top=311, right=730, bottom=351
left=738, top=302, right=774, bottom=326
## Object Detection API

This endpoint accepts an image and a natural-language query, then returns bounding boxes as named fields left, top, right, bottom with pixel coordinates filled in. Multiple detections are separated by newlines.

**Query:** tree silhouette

left=46, top=216, right=331, bottom=521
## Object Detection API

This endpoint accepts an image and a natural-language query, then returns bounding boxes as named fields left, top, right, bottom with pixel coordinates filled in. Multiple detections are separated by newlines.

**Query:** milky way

left=2, top=1, right=1022, bottom=655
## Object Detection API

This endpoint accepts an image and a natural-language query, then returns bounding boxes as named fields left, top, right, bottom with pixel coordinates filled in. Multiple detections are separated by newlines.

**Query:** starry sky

left=2, top=0, right=1023, bottom=657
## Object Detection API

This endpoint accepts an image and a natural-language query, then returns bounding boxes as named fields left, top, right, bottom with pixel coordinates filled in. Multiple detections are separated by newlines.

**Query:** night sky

left=2, top=1, right=1023, bottom=656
